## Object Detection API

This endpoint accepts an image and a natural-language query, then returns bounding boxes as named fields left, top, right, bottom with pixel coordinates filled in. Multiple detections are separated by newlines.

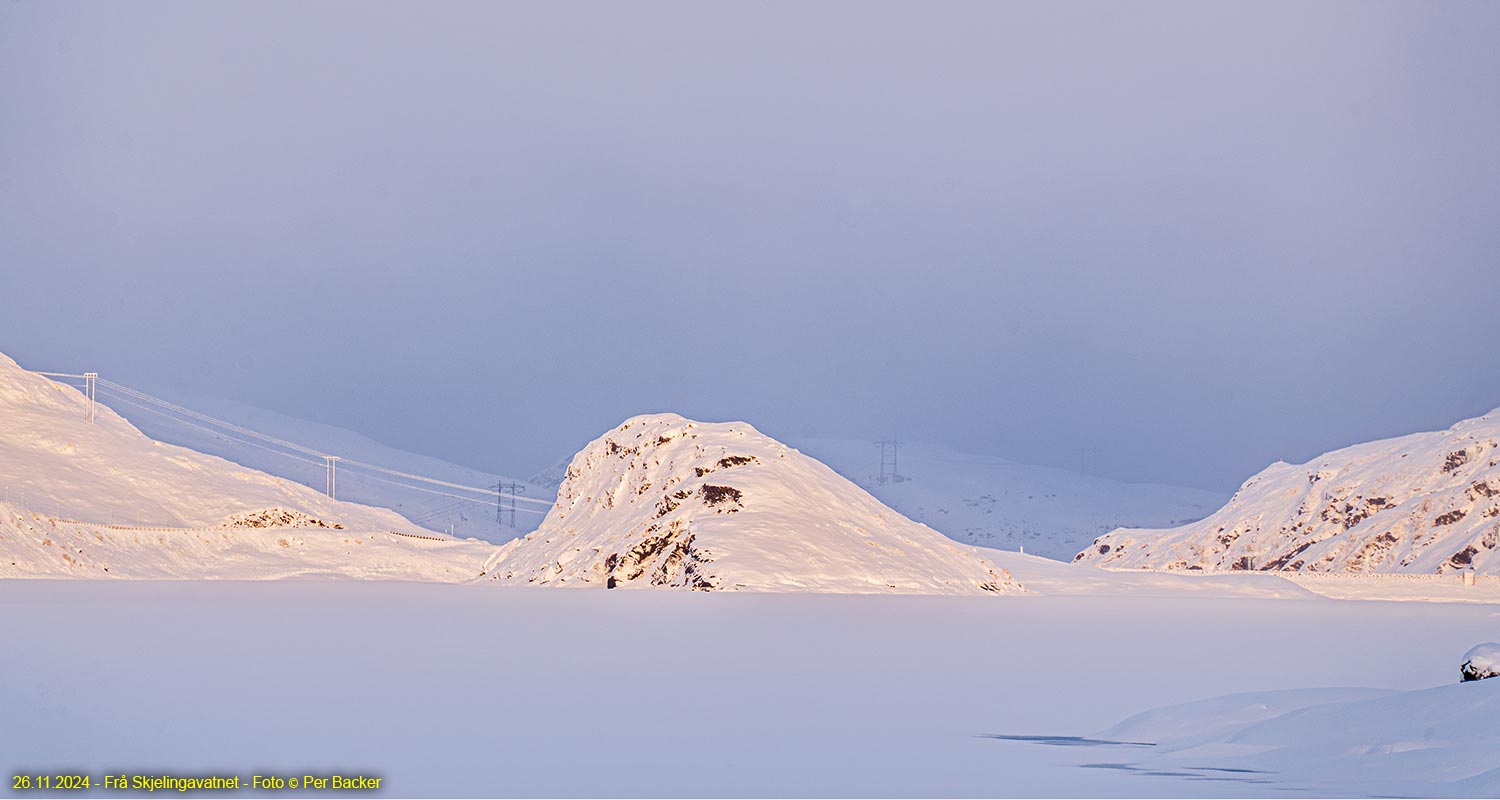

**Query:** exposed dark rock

left=1445, top=545, right=1479, bottom=570
left=701, top=484, right=743, bottom=508
left=222, top=508, right=342, bottom=530
left=1434, top=509, right=1468, bottom=526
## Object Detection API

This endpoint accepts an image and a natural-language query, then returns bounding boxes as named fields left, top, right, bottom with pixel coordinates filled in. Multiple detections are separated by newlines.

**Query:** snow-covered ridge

left=484, top=414, right=1024, bottom=595
left=0, top=352, right=417, bottom=532
left=1076, top=407, right=1500, bottom=574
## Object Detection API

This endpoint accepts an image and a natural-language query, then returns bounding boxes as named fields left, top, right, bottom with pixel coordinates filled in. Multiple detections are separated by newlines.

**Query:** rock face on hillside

left=483, top=414, right=1024, bottom=595
left=1076, top=409, right=1500, bottom=574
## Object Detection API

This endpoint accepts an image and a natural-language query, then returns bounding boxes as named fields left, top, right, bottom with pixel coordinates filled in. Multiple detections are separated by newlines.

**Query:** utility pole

left=324, top=456, right=339, bottom=499
left=496, top=481, right=523, bottom=528
left=83, top=372, right=97, bottom=423
left=35, top=372, right=97, bottom=421
left=874, top=437, right=902, bottom=486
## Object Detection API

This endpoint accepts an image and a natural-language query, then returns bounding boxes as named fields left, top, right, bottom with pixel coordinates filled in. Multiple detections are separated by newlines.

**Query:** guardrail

left=1104, top=565, right=1490, bottom=584
left=22, top=511, right=452, bottom=543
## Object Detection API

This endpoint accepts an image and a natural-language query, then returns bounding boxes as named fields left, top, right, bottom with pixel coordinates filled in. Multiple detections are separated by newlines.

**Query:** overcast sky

left=3, top=1, right=1498, bottom=491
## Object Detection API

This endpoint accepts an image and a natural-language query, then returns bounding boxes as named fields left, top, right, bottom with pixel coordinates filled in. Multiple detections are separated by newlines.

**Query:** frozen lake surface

left=4, top=581, right=1497, bottom=797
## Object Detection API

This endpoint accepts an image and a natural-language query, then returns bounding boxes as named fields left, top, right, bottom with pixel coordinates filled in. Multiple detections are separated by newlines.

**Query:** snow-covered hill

left=0, top=351, right=495, bottom=579
left=791, top=437, right=1223, bottom=561
left=1077, top=407, right=1500, bottom=574
left=483, top=414, right=1025, bottom=595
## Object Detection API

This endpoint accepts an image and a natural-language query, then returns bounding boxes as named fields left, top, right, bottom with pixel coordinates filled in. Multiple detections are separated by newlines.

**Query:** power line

left=38, top=371, right=95, bottom=422
left=335, top=463, right=546, bottom=513
left=88, top=376, right=548, bottom=505
left=95, top=389, right=327, bottom=466
left=337, top=456, right=548, bottom=505
left=98, top=379, right=326, bottom=457
left=410, top=500, right=473, bottom=525
left=96, top=388, right=542, bottom=517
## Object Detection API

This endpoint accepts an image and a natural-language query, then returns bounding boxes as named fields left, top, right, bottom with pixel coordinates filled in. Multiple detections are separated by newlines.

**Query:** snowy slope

left=100, top=385, right=541, bottom=542
left=1076, top=681, right=1500, bottom=796
left=1077, top=407, right=1500, bottom=574
left=0, top=351, right=497, bottom=579
left=793, top=437, right=1223, bottom=561
left=484, top=414, right=1024, bottom=595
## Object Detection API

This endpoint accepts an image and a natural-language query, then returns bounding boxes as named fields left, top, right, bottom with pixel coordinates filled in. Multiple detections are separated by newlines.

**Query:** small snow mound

left=1462, top=642, right=1500, bottom=682
left=222, top=508, right=344, bottom=530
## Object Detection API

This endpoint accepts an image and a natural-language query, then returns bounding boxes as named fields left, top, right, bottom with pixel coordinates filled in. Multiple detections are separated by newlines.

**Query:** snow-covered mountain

left=1077, top=407, right=1500, bottom=574
left=483, top=414, right=1025, bottom=595
left=791, top=437, right=1223, bottom=561
left=0, top=351, right=495, bottom=579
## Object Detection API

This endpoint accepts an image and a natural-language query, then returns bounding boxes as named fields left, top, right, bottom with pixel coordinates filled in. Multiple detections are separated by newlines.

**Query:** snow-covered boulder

left=1462, top=643, right=1500, bottom=682
left=482, top=414, right=1024, bottom=595
left=1075, top=407, right=1500, bottom=574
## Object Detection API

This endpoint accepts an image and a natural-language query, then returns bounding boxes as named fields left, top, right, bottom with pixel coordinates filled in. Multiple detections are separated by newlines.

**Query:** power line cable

left=101, top=389, right=545, bottom=515
left=336, top=464, right=546, bottom=513
left=96, top=389, right=328, bottom=467
left=99, top=377, right=549, bottom=505
left=57, top=373, right=551, bottom=511
left=98, top=379, right=325, bottom=457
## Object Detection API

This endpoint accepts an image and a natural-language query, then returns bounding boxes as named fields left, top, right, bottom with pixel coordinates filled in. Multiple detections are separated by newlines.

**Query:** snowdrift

left=483, top=414, right=1024, bottom=595
left=1076, top=408, right=1500, bottom=574
left=1084, top=681, right=1500, bottom=796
